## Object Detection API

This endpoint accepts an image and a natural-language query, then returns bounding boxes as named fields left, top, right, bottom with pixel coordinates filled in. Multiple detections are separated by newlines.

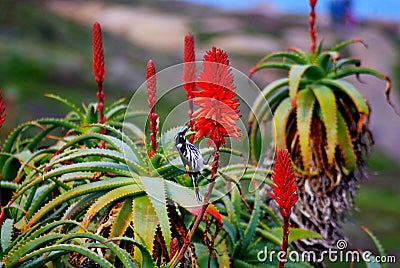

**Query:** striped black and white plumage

left=174, top=126, right=204, bottom=202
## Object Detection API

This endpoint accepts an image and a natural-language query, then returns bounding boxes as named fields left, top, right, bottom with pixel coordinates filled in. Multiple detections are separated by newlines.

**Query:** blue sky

left=177, top=0, right=400, bottom=22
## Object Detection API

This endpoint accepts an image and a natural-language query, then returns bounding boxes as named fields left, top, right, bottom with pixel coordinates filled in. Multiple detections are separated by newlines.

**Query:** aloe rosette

left=249, top=39, right=395, bottom=252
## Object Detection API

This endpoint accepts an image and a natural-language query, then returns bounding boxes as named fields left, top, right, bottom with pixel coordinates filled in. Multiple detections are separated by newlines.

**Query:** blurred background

left=0, top=0, right=399, bottom=265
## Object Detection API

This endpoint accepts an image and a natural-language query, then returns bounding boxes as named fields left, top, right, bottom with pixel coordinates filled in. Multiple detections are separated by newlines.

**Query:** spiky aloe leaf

left=56, top=232, right=137, bottom=268
left=109, top=197, right=134, bottom=238
left=1, top=219, right=13, bottom=251
left=269, top=227, right=322, bottom=244
left=132, top=195, right=159, bottom=261
left=159, top=126, right=181, bottom=156
left=289, top=65, right=310, bottom=106
left=108, top=237, right=155, bottom=268
left=22, top=177, right=135, bottom=231
left=45, top=94, right=84, bottom=122
left=250, top=78, right=289, bottom=123
left=15, top=244, right=115, bottom=268
left=330, top=39, right=366, bottom=52
left=4, top=234, right=63, bottom=264
left=257, top=51, right=308, bottom=65
left=242, top=190, right=261, bottom=252
left=321, top=79, right=369, bottom=114
left=361, top=226, right=387, bottom=268
left=309, top=84, right=337, bottom=165
left=231, top=186, right=244, bottom=254
left=336, top=111, right=356, bottom=174
left=82, top=184, right=143, bottom=227
left=296, top=87, right=316, bottom=172
left=273, top=98, right=293, bottom=150
left=141, top=176, right=171, bottom=251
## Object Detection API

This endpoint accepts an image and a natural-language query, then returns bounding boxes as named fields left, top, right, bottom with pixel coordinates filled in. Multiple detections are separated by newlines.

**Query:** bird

left=174, top=126, right=204, bottom=202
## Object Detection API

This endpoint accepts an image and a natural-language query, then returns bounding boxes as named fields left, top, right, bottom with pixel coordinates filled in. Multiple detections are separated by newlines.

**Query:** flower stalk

left=172, top=47, right=240, bottom=266
left=146, top=60, right=159, bottom=157
left=309, top=0, right=318, bottom=54
left=270, top=149, right=298, bottom=267
left=92, top=22, right=106, bottom=147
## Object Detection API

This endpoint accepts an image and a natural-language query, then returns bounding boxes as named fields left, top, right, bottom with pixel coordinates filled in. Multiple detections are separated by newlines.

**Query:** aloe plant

left=248, top=0, right=397, bottom=257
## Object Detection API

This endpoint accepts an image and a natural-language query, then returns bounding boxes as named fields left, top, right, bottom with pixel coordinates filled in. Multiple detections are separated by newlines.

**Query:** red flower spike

left=92, top=22, right=106, bottom=83
left=92, top=22, right=106, bottom=149
left=146, top=60, right=159, bottom=157
left=0, top=89, right=6, bottom=128
left=183, top=33, right=197, bottom=119
left=191, top=47, right=241, bottom=149
left=270, top=149, right=298, bottom=218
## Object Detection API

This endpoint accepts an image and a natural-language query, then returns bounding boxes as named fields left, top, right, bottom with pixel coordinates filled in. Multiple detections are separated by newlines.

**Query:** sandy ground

left=45, top=0, right=400, bottom=161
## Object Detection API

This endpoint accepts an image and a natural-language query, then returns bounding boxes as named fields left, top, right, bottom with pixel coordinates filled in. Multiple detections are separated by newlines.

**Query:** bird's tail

left=190, top=173, right=202, bottom=203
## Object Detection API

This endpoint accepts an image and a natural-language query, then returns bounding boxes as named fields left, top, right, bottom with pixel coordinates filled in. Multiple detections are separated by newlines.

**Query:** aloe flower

left=192, top=47, right=241, bottom=149
left=92, top=22, right=106, bottom=149
left=146, top=60, right=159, bottom=157
left=270, top=149, right=298, bottom=268
left=183, top=33, right=197, bottom=119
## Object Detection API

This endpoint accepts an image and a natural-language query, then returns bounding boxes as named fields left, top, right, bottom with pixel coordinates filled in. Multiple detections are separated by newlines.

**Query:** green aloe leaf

left=141, top=176, right=172, bottom=251
left=269, top=227, right=321, bottom=244
left=16, top=244, right=115, bottom=268
left=23, top=177, right=135, bottom=231
left=1, top=219, right=13, bottom=251
left=132, top=195, right=159, bottom=260
left=45, top=94, right=84, bottom=122
left=82, top=184, right=143, bottom=227
left=320, top=79, right=369, bottom=114
left=242, top=190, right=261, bottom=252
left=273, top=98, right=293, bottom=150
left=309, top=84, right=337, bottom=165
left=289, top=65, right=310, bottom=106
left=296, top=87, right=316, bottom=172
left=362, top=226, right=387, bottom=268
left=109, top=197, right=134, bottom=238
left=336, top=111, right=356, bottom=174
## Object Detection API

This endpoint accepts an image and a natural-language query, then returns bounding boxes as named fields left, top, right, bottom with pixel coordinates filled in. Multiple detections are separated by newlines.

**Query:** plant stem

left=278, top=216, right=290, bottom=268
left=309, top=0, right=317, bottom=54
left=170, top=150, right=220, bottom=267
left=97, top=81, right=106, bottom=148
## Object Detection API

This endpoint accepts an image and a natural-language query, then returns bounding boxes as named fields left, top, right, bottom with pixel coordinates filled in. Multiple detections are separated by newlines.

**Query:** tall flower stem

left=92, top=22, right=106, bottom=148
left=279, top=216, right=290, bottom=268
left=309, top=0, right=318, bottom=54
left=146, top=60, right=159, bottom=157
left=170, top=151, right=220, bottom=267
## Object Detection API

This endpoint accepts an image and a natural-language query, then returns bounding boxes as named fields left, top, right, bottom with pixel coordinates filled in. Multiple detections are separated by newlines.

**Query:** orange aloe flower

left=191, top=47, right=241, bottom=149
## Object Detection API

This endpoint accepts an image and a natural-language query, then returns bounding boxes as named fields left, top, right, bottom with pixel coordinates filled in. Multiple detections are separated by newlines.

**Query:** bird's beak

left=181, top=125, right=189, bottom=134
